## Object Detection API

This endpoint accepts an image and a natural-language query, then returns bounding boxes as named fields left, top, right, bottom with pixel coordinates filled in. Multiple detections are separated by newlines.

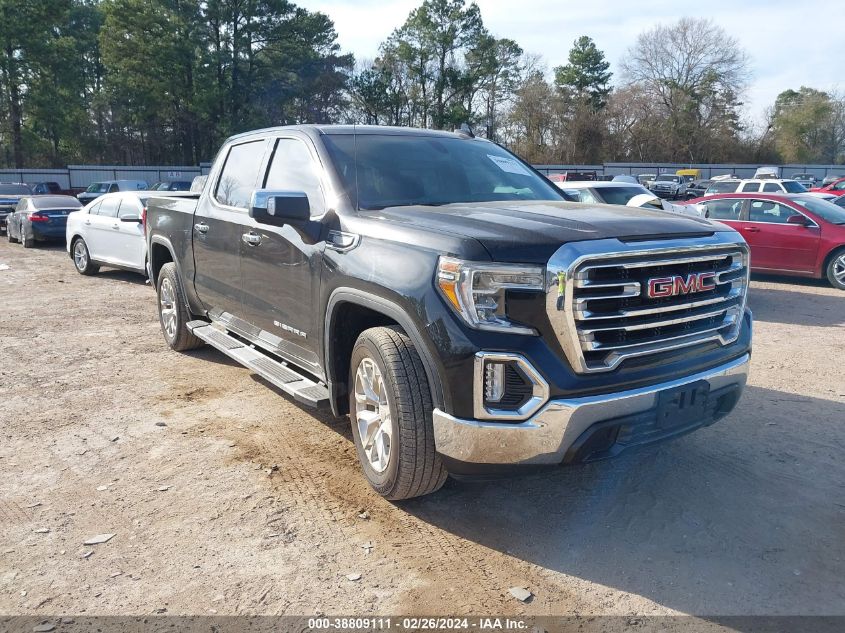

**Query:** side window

left=15, top=199, right=27, bottom=212
left=748, top=200, right=799, bottom=224
left=578, top=189, right=600, bottom=204
left=98, top=197, right=120, bottom=218
left=215, top=140, right=266, bottom=209
left=108, top=183, right=118, bottom=193
left=88, top=201, right=102, bottom=215
left=263, top=138, right=326, bottom=215
left=762, top=182, right=781, bottom=193
left=706, top=199, right=743, bottom=221
left=834, top=181, right=845, bottom=191
left=118, top=198, right=141, bottom=218
left=740, top=182, right=759, bottom=192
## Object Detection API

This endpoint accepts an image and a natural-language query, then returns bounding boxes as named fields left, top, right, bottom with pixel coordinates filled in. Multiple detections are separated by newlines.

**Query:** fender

left=148, top=235, right=200, bottom=315
left=324, top=288, right=448, bottom=417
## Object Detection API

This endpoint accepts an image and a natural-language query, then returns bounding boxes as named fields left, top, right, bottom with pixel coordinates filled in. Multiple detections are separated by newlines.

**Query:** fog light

left=484, top=362, right=505, bottom=403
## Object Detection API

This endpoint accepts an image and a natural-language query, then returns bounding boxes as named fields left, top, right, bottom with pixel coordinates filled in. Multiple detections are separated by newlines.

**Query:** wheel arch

left=821, top=244, right=845, bottom=280
left=324, top=289, right=447, bottom=418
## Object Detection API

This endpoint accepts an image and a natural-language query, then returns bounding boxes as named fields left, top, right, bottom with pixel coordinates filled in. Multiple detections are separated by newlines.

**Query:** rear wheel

left=348, top=326, right=446, bottom=500
left=156, top=262, right=204, bottom=351
left=72, top=238, right=99, bottom=275
left=826, top=248, right=845, bottom=290
left=21, top=229, right=34, bottom=248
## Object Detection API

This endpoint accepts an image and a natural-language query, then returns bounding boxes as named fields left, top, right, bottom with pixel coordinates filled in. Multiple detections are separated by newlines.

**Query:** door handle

left=743, top=226, right=760, bottom=233
left=242, top=231, right=262, bottom=246
left=84, top=220, right=91, bottom=225
left=112, top=223, right=120, bottom=230
left=194, top=222, right=209, bottom=234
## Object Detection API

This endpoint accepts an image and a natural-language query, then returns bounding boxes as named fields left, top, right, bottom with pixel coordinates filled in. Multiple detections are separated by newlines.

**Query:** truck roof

left=227, top=124, right=482, bottom=142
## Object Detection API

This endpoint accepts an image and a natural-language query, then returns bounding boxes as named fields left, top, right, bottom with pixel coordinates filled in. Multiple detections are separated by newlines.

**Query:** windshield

left=0, top=184, right=31, bottom=195
left=32, top=196, right=81, bottom=209
left=599, top=185, right=653, bottom=205
left=793, top=197, right=845, bottom=224
left=655, top=175, right=679, bottom=182
left=782, top=180, right=807, bottom=193
left=707, top=181, right=739, bottom=193
left=321, top=134, right=566, bottom=210
left=86, top=182, right=112, bottom=193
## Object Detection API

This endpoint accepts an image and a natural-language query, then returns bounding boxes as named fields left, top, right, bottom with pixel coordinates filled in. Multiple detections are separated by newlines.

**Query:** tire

left=21, top=229, right=34, bottom=249
left=826, top=248, right=845, bottom=290
left=156, top=262, right=204, bottom=351
left=71, top=238, right=99, bottom=275
left=348, top=325, right=447, bottom=500
left=7, top=225, right=17, bottom=243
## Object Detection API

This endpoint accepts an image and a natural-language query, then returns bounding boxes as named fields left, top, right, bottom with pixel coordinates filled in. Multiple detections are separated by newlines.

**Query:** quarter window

left=263, top=138, right=326, bottom=215
left=88, top=201, right=102, bottom=215
left=215, top=140, right=267, bottom=209
left=740, top=182, right=759, bottom=192
left=748, top=200, right=800, bottom=224
left=762, top=182, right=781, bottom=193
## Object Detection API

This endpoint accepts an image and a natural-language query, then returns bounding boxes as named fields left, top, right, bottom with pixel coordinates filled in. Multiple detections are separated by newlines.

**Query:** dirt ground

left=1, top=239, right=844, bottom=618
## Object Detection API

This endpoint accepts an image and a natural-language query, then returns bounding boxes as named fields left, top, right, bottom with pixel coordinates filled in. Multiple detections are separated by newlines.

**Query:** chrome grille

left=547, top=234, right=750, bottom=373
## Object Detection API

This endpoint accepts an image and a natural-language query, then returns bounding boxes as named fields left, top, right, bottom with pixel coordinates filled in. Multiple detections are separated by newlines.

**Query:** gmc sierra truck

left=143, top=125, right=752, bottom=500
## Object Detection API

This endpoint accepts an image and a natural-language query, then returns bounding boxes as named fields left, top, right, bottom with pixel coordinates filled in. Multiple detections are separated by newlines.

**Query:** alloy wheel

left=353, top=357, right=393, bottom=473
left=73, top=241, right=87, bottom=271
left=834, top=254, right=845, bottom=284
left=159, top=277, right=178, bottom=339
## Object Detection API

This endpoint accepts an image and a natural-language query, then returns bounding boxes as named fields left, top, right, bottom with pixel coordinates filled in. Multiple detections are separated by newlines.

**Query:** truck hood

left=363, top=200, right=724, bottom=262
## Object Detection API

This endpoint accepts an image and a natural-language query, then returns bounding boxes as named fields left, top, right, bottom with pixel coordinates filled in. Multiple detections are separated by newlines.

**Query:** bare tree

left=621, top=18, right=750, bottom=162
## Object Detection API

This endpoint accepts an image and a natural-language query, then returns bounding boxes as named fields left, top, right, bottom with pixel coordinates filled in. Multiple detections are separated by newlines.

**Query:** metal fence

left=3, top=162, right=845, bottom=191
left=534, top=163, right=845, bottom=180
left=0, top=165, right=204, bottom=190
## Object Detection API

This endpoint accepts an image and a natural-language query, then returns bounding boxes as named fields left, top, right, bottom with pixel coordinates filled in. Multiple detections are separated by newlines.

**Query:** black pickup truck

left=146, top=125, right=752, bottom=500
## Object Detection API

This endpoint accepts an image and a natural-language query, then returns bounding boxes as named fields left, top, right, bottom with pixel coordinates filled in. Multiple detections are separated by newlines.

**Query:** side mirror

left=249, top=190, right=310, bottom=227
left=787, top=214, right=811, bottom=226
left=120, top=214, right=141, bottom=223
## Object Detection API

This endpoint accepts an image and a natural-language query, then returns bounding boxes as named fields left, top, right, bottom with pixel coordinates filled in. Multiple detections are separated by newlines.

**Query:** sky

left=300, top=0, right=842, bottom=128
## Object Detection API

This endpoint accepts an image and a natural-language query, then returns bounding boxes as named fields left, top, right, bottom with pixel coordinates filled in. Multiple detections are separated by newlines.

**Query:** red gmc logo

left=647, top=272, right=717, bottom=298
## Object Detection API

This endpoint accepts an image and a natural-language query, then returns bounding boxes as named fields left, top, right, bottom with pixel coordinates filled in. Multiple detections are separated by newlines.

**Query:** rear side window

left=706, top=199, right=743, bottom=221
left=215, top=140, right=266, bottom=209
left=264, top=138, right=326, bottom=215
left=118, top=197, right=141, bottom=218
left=762, top=182, right=781, bottom=193
left=99, top=197, right=120, bottom=218
left=740, top=182, right=759, bottom=192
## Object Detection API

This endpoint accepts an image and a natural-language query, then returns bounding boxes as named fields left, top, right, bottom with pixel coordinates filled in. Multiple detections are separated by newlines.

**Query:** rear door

left=86, top=196, right=122, bottom=262
left=238, top=135, right=327, bottom=371
left=115, top=195, right=146, bottom=270
left=192, top=137, right=270, bottom=320
left=742, top=199, right=820, bottom=272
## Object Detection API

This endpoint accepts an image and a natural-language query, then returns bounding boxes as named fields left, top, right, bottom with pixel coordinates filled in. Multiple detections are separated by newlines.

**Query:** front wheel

left=156, top=262, right=204, bottom=351
left=348, top=326, right=446, bottom=500
left=826, top=248, right=845, bottom=290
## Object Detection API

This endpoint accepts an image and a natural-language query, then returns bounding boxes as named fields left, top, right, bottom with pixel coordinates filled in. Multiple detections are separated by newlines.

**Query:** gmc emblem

left=647, top=272, right=717, bottom=298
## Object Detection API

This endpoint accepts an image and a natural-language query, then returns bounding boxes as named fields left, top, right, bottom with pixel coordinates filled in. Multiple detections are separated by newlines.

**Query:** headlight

left=436, top=256, right=544, bottom=335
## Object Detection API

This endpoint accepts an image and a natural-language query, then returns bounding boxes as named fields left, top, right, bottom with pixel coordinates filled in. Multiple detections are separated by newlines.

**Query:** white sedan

left=556, top=181, right=705, bottom=218
left=66, top=191, right=193, bottom=276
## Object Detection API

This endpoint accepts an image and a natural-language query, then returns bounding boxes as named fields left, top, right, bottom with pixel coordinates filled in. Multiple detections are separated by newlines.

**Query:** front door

left=239, top=135, right=326, bottom=372
left=192, top=138, right=269, bottom=320
left=741, top=199, right=820, bottom=273
left=114, top=195, right=146, bottom=270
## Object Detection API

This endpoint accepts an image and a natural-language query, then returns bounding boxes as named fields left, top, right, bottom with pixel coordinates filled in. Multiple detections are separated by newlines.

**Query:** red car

left=810, top=177, right=845, bottom=196
left=686, top=193, right=845, bottom=290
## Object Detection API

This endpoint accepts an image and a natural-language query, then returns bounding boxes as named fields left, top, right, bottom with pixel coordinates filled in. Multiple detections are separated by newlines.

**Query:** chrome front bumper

left=433, top=353, right=750, bottom=465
